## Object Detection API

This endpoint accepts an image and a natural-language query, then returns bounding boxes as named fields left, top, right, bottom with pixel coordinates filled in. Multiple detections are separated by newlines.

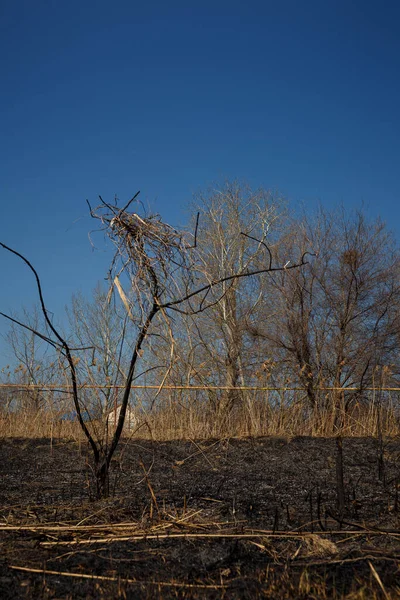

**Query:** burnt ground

left=0, top=436, right=400, bottom=599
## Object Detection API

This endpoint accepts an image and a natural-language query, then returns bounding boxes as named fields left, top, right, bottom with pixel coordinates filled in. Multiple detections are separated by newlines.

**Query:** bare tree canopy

left=250, top=205, right=400, bottom=412
left=1, top=188, right=307, bottom=497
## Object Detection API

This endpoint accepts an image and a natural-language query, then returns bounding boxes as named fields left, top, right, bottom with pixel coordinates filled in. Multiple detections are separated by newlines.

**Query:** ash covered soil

left=0, top=436, right=400, bottom=598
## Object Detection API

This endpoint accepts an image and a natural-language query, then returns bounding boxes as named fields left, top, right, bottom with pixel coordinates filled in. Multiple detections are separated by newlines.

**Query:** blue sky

left=1, top=0, right=400, bottom=364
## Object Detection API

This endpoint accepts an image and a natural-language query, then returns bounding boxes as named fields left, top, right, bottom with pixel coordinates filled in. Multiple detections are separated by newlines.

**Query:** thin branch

left=186, top=211, right=200, bottom=249
left=107, top=302, right=160, bottom=464
left=98, top=195, right=119, bottom=216
left=0, top=242, right=99, bottom=462
left=86, top=199, right=94, bottom=217
left=0, top=312, right=59, bottom=349
left=161, top=253, right=310, bottom=311
left=118, top=190, right=141, bottom=216
left=0, top=313, right=95, bottom=354
left=241, top=231, right=273, bottom=269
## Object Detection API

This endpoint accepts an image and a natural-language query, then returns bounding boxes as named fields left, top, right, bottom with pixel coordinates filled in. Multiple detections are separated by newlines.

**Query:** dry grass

left=1, top=388, right=399, bottom=440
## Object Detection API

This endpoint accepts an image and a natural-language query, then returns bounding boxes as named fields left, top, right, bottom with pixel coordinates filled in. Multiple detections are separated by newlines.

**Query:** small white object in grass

left=107, top=405, right=138, bottom=431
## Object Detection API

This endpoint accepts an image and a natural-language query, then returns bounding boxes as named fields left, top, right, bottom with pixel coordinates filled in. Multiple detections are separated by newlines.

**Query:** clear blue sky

left=1, top=0, right=400, bottom=364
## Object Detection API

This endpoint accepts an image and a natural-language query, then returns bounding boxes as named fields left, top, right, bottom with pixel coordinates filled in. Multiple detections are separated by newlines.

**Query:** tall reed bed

left=1, top=387, right=399, bottom=440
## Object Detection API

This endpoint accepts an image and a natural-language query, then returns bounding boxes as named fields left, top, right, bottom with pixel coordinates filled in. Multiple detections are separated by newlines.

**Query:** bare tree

left=251, top=206, right=400, bottom=421
left=165, top=183, right=287, bottom=425
left=1, top=191, right=307, bottom=497
left=65, top=285, right=132, bottom=426
left=1, top=306, right=59, bottom=414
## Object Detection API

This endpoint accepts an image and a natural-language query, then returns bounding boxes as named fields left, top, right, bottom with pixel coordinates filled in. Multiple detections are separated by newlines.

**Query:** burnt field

left=1, top=436, right=400, bottom=599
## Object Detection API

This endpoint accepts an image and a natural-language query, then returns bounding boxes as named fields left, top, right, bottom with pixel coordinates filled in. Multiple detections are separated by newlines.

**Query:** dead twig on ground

left=9, top=565, right=225, bottom=590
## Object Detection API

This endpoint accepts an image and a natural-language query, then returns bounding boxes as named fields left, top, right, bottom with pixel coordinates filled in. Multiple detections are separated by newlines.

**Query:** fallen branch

left=9, top=565, right=225, bottom=590
left=38, top=530, right=375, bottom=548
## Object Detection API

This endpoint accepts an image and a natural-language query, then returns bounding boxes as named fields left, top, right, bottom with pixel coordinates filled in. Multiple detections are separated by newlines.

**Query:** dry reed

left=1, top=387, right=399, bottom=440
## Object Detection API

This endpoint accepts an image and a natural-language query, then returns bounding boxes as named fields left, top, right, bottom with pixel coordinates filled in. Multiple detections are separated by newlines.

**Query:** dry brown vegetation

left=1, top=387, right=400, bottom=440
left=1, top=388, right=400, bottom=599
left=2, top=185, right=400, bottom=597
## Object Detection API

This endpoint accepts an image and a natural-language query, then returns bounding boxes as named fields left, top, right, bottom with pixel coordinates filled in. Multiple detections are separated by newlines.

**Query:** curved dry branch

left=0, top=312, right=59, bottom=349
left=0, top=242, right=99, bottom=462
left=161, top=253, right=311, bottom=312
